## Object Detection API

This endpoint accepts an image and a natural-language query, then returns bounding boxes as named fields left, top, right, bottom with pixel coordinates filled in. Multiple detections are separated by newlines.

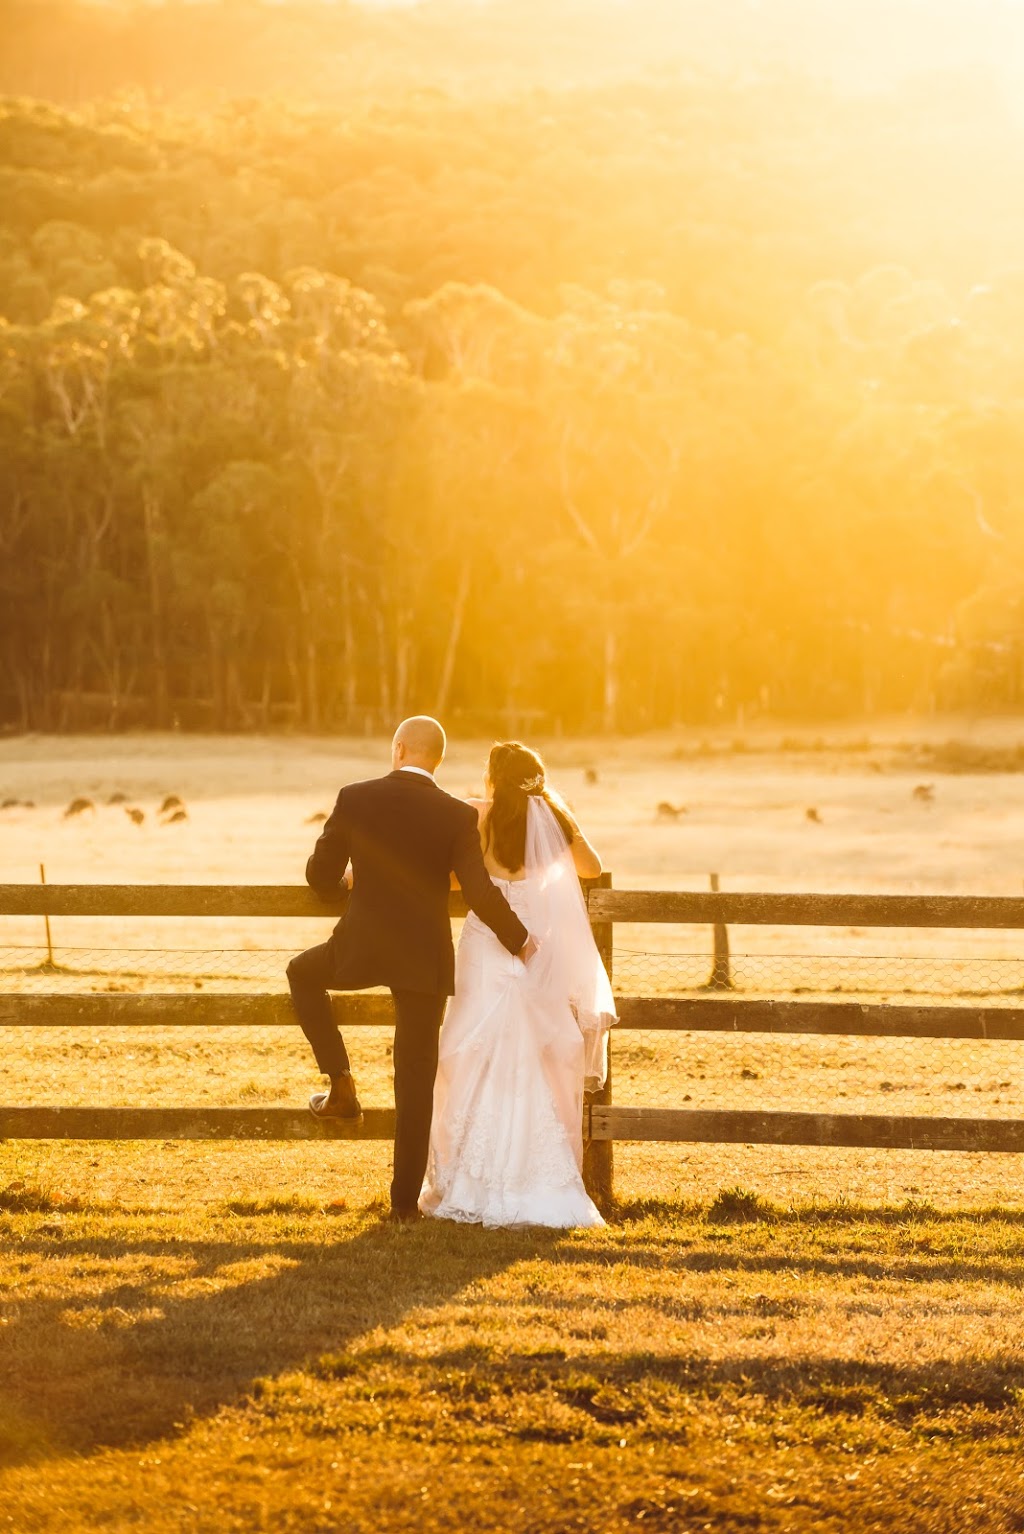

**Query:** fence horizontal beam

left=5, top=1104, right=1021, bottom=1150
left=0, top=994, right=396, bottom=1027
left=0, top=884, right=355, bottom=919
left=591, top=1107, right=1024, bottom=1152
left=0, top=1106, right=396, bottom=1140
left=8, top=885, right=1024, bottom=928
left=8, top=993, right=1024, bottom=1040
left=0, top=881, right=594, bottom=920
left=589, top=889, right=1024, bottom=929
left=617, top=997, right=1024, bottom=1039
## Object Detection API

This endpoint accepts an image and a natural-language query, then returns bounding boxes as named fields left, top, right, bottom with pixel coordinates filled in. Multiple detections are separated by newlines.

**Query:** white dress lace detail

left=420, top=801, right=616, bottom=1229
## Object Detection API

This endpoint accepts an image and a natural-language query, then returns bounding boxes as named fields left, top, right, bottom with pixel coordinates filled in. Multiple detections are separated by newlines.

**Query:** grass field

left=4, top=728, right=1024, bottom=1528
left=3, top=1194, right=1024, bottom=1532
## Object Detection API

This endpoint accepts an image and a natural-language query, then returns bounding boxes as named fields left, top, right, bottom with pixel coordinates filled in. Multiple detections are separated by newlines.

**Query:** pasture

left=4, top=728, right=1024, bottom=1530
left=4, top=1196, right=1024, bottom=1532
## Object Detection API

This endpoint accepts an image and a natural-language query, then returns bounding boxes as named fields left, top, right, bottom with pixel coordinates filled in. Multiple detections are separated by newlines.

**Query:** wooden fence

left=5, top=879, right=1024, bottom=1203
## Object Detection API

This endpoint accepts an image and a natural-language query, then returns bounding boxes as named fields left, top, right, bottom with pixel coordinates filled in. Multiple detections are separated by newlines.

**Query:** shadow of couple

left=0, top=1212, right=561, bottom=1469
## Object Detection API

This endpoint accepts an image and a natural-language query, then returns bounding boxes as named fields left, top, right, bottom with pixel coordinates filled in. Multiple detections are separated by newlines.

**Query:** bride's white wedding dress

left=419, top=797, right=617, bottom=1229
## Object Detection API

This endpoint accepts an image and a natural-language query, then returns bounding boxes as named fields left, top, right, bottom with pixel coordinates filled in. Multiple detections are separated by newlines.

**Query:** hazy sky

left=348, top=0, right=1024, bottom=92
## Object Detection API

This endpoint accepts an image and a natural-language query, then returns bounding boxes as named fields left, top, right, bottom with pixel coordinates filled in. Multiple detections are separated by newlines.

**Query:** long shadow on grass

left=361, top=1341, right=1024, bottom=1419
left=0, top=1214, right=558, bottom=1468
left=552, top=1241, right=1024, bottom=1288
left=612, top=1198, right=1024, bottom=1228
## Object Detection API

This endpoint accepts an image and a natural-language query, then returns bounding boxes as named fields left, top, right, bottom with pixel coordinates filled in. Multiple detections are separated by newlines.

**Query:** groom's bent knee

left=287, top=947, right=321, bottom=996
left=287, top=941, right=334, bottom=999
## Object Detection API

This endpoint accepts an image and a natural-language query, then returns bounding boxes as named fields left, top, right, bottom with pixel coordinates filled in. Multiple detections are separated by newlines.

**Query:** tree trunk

left=341, top=567, right=357, bottom=727
left=395, top=625, right=412, bottom=719
left=305, top=639, right=319, bottom=731
left=284, top=636, right=302, bottom=722
left=208, top=622, right=225, bottom=728
left=142, top=489, right=170, bottom=728
left=436, top=554, right=471, bottom=716
left=375, top=608, right=392, bottom=722
left=602, top=619, right=618, bottom=733
left=259, top=660, right=272, bottom=730
left=97, top=603, right=122, bottom=728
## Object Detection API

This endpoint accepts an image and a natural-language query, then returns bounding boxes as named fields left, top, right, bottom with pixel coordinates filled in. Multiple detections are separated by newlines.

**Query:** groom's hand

left=518, top=935, right=540, bottom=965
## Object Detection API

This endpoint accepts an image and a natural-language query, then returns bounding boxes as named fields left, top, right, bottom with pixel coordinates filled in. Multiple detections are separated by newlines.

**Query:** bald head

left=391, top=715, right=446, bottom=774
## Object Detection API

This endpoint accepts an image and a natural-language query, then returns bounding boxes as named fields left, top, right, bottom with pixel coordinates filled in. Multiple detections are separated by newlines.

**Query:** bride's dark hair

left=485, top=741, right=575, bottom=874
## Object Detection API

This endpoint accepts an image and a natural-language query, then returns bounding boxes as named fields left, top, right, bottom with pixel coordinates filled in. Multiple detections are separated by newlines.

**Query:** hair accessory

left=521, top=774, right=545, bottom=794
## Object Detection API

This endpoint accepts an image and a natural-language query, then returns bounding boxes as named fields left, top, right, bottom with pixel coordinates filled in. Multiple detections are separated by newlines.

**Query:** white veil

left=521, top=795, right=617, bottom=1091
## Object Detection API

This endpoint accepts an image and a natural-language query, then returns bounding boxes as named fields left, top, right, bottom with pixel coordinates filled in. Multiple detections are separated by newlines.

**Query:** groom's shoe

left=388, top=1208, right=421, bottom=1226
left=309, top=1071, right=363, bottom=1123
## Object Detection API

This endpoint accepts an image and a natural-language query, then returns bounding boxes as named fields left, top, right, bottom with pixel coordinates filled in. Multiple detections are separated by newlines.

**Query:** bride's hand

left=343, top=864, right=354, bottom=890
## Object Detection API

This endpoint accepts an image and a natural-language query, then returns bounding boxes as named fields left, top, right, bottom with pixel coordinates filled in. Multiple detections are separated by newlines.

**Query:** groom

left=287, top=715, right=536, bottom=1221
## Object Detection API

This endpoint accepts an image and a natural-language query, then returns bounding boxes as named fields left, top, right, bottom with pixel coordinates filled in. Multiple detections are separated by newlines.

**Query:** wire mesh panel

left=611, top=930, right=1024, bottom=1122
left=0, top=945, right=297, bottom=993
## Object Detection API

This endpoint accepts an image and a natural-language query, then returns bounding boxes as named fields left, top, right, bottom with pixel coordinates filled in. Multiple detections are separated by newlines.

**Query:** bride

left=419, top=741, right=616, bottom=1229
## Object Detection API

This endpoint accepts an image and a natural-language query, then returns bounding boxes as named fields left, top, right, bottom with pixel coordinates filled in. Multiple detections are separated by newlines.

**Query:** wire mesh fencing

left=6, top=936, right=1024, bottom=998
left=5, top=930, right=1024, bottom=1124
left=0, top=945, right=295, bottom=993
left=613, top=945, right=1024, bottom=1003
left=611, top=941, right=1024, bottom=1120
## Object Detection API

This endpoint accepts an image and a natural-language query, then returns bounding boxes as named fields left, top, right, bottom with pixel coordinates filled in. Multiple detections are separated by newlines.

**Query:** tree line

left=3, top=17, right=1024, bottom=731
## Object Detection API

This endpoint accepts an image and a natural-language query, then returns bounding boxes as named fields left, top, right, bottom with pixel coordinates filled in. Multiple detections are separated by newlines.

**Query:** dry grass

left=3, top=1192, right=1024, bottom=1531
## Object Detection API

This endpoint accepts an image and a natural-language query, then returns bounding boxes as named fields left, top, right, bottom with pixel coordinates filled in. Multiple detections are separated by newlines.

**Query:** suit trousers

left=389, top=988, right=447, bottom=1215
left=286, top=943, right=446, bottom=1215
left=286, top=941, right=351, bottom=1077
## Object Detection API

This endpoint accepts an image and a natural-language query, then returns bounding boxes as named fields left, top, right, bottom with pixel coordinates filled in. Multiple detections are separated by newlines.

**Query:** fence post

left=39, top=863, right=55, bottom=971
left=584, top=870, right=614, bottom=1210
left=706, top=871, right=733, bottom=990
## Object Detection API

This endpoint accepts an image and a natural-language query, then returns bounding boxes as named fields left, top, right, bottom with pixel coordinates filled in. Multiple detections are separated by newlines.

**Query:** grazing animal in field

left=656, top=801, right=686, bottom=822
left=107, top=791, right=128, bottom=805
left=22, top=801, right=35, bottom=809
left=159, top=795, right=185, bottom=815
left=912, top=783, right=935, bottom=803
left=1, top=797, right=18, bottom=809
left=305, top=811, right=328, bottom=824
left=165, top=808, right=188, bottom=824
left=584, top=767, right=599, bottom=785
left=124, top=807, right=145, bottom=826
left=64, top=797, right=94, bottom=818
left=806, top=806, right=822, bottom=824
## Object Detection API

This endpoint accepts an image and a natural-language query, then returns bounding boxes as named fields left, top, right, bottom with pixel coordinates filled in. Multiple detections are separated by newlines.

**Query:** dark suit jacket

left=305, top=769, right=529, bottom=995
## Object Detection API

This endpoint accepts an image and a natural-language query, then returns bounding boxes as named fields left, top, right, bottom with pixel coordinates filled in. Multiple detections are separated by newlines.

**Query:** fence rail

left=4, top=881, right=1024, bottom=1202
left=9, top=883, right=1024, bottom=927
left=8, top=993, right=1024, bottom=1040
left=588, top=889, right=1024, bottom=929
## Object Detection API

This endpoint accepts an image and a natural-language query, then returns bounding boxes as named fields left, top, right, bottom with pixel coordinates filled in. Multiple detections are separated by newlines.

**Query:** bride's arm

left=566, top=816, right=602, bottom=879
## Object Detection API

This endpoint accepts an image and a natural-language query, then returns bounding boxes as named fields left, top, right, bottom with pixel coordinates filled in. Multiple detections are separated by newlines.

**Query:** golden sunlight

left=9, top=10, right=1024, bottom=1534
left=2, top=0, right=1024, bottom=728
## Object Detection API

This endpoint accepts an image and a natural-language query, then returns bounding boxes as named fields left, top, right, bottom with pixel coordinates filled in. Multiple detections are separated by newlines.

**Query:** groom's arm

left=451, top=805, right=529, bottom=956
left=305, top=789, right=351, bottom=899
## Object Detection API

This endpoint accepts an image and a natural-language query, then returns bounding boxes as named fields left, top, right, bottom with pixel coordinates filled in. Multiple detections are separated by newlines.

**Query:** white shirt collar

left=398, top=765, right=435, bottom=780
